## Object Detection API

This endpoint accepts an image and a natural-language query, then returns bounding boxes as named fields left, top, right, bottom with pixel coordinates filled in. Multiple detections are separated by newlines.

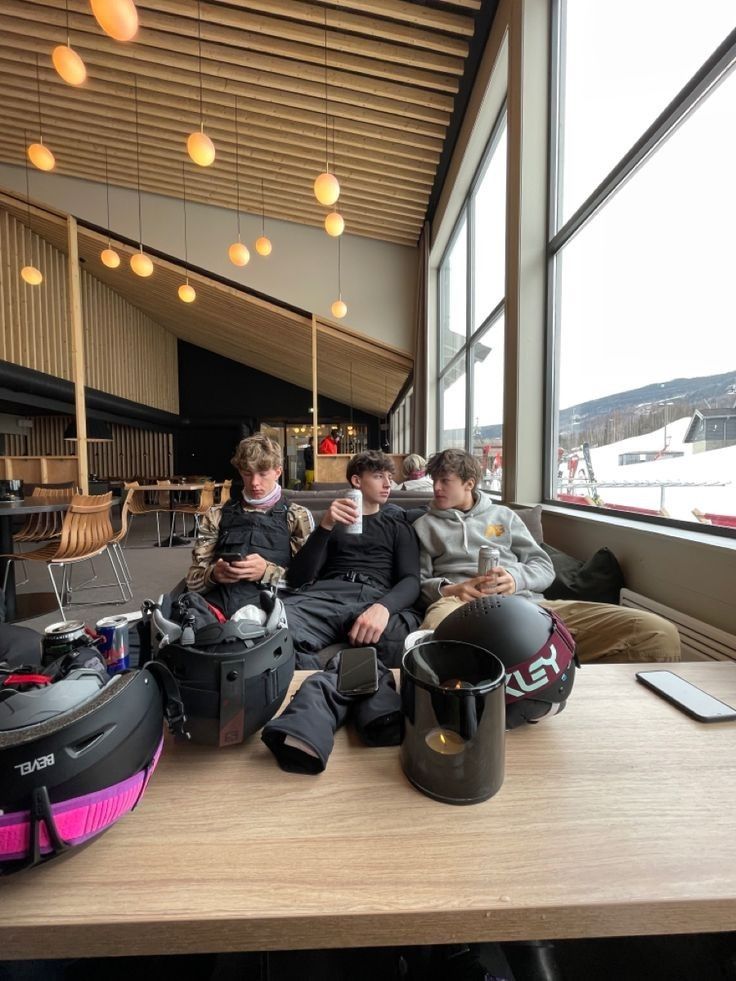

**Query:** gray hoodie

left=413, top=493, right=554, bottom=606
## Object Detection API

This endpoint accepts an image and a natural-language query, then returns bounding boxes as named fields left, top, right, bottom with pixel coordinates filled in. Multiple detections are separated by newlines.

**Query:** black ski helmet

left=434, top=595, right=577, bottom=728
left=155, top=590, right=294, bottom=747
left=0, top=650, right=185, bottom=875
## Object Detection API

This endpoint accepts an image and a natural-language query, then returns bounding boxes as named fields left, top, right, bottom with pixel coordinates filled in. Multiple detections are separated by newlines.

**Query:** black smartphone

left=636, top=670, right=736, bottom=723
left=219, top=551, right=244, bottom=563
left=337, top=647, right=379, bottom=696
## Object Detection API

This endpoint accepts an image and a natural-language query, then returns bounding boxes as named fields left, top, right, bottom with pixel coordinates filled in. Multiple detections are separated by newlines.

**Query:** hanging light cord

left=134, top=77, right=143, bottom=249
left=182, top=163, right=189, bottom=273
left=104, top=145, right=113, bottom=247
left=23, top=129, right=33, bottom=263
left=324, top=10, right=330, bottom=171
left=234, top=95, right=241, bottom=240
left=197, top=0, right=204, bottom=129
left=35, top=54, right=43, bottom=143
left=261, top=177, right=265, bottom=235
left=64, top=0, right=70, bottom=46
left=337, top=235, right=342, bottom=298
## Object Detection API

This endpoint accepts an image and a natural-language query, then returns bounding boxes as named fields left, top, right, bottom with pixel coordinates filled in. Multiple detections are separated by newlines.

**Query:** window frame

left=437, top=105, right=508, bottom=461
left=545, top=7, right=736, bottom=532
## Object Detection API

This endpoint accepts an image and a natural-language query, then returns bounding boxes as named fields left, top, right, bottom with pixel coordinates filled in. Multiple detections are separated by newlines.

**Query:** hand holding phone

left=337, top=647, right=379, bottom=696
left=636, top=670, right=736, bottom=723
left=219, top=551, right=244, bottom=564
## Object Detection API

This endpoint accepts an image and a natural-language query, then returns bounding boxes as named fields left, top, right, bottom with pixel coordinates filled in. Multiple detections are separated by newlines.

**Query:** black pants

left=281, top=580, right=421, bottom=669
left=0, top=624, right=42, bottom=668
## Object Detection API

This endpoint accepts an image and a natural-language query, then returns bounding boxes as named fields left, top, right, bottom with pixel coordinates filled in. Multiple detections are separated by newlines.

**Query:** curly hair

left=426, top=449, right=482, bottom=486
left=230, top=433, right=282, bottom=472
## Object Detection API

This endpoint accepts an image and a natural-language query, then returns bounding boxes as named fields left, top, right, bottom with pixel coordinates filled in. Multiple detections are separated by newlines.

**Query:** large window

left=437, top=111, right=507, bottom=480
left=549, top=5, right=736, bottom=527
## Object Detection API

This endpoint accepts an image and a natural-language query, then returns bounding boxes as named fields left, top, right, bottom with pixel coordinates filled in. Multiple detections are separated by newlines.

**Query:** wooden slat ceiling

left=0, top=0, right=482, bottom=247
left=0, top=193, right=412, bottom=416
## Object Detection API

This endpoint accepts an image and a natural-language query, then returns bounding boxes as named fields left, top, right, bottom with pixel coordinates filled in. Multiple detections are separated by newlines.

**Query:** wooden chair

left=122, top=481, right=167, bottom=548
left=0, top=492, right=125, bottom=619
left=167, top=480, right=216, bottom=545
left=10, top=487, right=76, bottom=585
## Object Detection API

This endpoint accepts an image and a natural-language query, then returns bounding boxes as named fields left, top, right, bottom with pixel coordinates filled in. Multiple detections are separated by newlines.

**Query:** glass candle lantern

left=400, top=640, right=506, bottom=805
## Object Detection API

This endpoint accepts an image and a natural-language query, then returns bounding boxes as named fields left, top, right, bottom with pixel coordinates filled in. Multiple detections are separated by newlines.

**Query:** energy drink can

left=478, top=546, right=500, bottom=577
left=42, top=620, right=88, bottom=665
left=344, top=488, right=363, bottom=535
left=95, top=615, right=130, bottom=674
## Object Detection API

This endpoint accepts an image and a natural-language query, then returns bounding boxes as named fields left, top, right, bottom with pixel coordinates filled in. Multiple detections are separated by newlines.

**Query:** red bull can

left=95, top=615, right=130, bottom=674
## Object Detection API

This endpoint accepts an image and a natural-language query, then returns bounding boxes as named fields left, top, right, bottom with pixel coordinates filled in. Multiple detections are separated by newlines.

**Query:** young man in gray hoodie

left=413, top=449, right=680, bottom=664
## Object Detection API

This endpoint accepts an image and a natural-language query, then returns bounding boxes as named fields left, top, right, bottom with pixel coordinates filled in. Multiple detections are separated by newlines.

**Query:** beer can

left=344, top=488, right=363, bottom=535
left=478, top=546, right=500, bottom=577
left=95, top=615, right=130, bottom=674
left=42, top=620, right=88, bottom=665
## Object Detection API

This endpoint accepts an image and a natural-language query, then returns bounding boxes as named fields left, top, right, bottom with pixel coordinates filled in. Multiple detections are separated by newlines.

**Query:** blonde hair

left=230, top=434, right=282, bottom=472
left=402, top=454, right=427, bottom=480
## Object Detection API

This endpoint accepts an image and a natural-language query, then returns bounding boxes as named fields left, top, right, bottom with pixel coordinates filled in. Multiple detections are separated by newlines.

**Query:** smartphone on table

left=636, top=670, right=736, bottom=723
left=337, top=647, right=379, bottom=696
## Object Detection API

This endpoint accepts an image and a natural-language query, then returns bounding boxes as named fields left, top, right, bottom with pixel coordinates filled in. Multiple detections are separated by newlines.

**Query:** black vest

left=217, top=497, right=291, bottom=567
left=209, top=498, right=292, bottom=616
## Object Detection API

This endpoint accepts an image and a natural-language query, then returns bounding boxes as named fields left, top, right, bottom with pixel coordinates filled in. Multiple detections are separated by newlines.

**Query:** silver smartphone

left=636, top=670, right=736, bottom=723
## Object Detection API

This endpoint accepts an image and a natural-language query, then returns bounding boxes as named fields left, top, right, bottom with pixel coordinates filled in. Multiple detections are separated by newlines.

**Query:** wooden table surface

left=3, top=662, right=736, bottom=959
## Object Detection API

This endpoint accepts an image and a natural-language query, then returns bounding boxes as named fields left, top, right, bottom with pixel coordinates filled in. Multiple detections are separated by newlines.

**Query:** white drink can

left=478, top=546, right=500, bottom=577
left=344, top=488, right=363, bottom=535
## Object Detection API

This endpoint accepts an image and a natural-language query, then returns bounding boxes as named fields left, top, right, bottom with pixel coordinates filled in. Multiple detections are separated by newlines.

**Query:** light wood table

left=2, top=663, right=736, bottom=960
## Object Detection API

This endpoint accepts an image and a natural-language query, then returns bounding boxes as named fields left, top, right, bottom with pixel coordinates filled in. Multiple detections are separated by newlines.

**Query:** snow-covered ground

left=560, top=416, right=735, bottom=521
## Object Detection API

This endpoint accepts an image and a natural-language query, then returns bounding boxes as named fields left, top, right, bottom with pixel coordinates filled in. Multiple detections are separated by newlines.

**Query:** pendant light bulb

left=331, top=298, right=347, bottom=319
left=52, top=45, right=87, bottom=86
left=178, top=282, right=196, bottom=303
left=130, top=250, right=153, bottom=277
left=314, top=172, right=340, bottom=207
left=20, top=265, right=43, bottom=286
left=324, top=211, right=344, bottom=237
left=90, top=0, right=139, bottom=42
left=27, top=143, right=55, bottom=172
left=100, top=247, right=120, bottom=268
left=187, top=128, right=215, bottom=167
left=255, top=236, right=272, bottom=257
left=228, top=241, right=250, bottom=267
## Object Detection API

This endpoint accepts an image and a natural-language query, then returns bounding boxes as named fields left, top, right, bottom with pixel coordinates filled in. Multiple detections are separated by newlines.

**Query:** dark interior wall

left=176, top=341, right=381, bottom=478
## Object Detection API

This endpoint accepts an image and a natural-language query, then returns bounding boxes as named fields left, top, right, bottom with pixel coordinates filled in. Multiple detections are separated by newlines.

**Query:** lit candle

left=440, top=678, right=473, bottom=690
left=425, top=728, right=465, bottom=755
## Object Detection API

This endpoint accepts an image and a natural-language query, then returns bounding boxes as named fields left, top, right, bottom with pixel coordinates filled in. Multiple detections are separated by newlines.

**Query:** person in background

left=413, top=448, right=681, bottom=664
left=282, top=450, right=421, bottom=667
left=319, top=428, right=340, bottom=455
left=398, top=453, right=434, bottom=492
left=186, top=434, right=313, bottom=617
left=303, top=436, right=315, bottom=489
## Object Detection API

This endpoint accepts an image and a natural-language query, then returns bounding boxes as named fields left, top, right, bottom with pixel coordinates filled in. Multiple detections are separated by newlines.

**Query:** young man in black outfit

left=282, top=450, right=422, bottom=667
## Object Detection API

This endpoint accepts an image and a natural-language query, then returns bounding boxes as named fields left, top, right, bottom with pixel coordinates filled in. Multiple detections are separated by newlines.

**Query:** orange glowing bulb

left=28, top=142, right=55, bottom=172
left=100, top=248, right=121, bottom=268
left=89, top=0, right=139, bottom=42
left=187, top=129, right=215, bottom=167
left=20, top=265, right=43, bottom=286
left=178, top=282, right=196, bottom=303
left=52, top=45, right=87, bottom=86
left=130, top=251, right=153, bottom=277
left=331, top=299, right=347, bottom=319
left=228, top=241, right=250, bottom=266
left=255, top=235, right=272, bottom=257
left=324, top=211, right=345, bottom=237
left=314, top=172, right=340, bottom=207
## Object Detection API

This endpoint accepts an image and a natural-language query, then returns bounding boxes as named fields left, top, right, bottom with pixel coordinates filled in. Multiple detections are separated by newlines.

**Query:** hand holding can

left=478, top=546, right=500, bottom=592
